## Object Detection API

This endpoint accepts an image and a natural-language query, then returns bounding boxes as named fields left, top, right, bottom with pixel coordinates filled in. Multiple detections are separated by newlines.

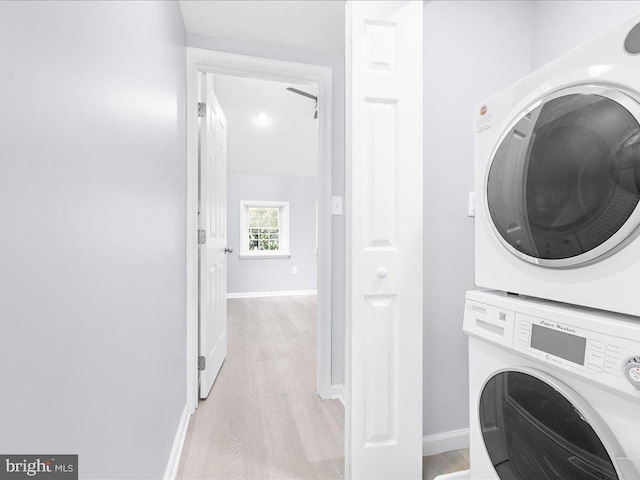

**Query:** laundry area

left=428, top=2, right=640, bottom=479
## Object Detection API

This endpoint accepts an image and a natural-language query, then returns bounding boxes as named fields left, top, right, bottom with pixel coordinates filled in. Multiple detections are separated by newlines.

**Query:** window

left=240, top=201, right=290, bottom=258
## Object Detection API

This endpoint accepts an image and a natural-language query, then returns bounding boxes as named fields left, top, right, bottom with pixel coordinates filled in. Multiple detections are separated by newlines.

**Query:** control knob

left=623, top=357, right=640, bottom=389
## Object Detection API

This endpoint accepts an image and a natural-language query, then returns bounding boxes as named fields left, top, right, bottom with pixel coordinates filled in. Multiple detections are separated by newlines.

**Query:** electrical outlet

left=292, top=267, right=298, bottom=274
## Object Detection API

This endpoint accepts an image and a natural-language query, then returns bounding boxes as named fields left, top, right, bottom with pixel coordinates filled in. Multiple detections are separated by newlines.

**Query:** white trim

left=227, top=289, right=317, bottom=299
left=186, top=47, right=334, bottom=413
left=330, top=383, right=345, bottom=407
left=163, top=405, right=191, bottom=480
left=240, top=200, right=289, bottom=206
left=431, top=470, right=470, bottom=480
left=239, top=254, right=291, bottom=259
left=422, top=428, right=470, bottom=457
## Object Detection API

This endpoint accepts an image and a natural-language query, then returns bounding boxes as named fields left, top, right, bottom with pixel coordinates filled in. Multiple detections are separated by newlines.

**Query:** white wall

left=532, top=1, right=640, bottom=69
left=227, top=175, right=319, bottom=294
left=0, top=2, right=186, bottom=478
left=187, top=34, right=346, bottom=385
left=423, top=0, right=533, bottom=438
left=180, top=1, right=345, bottom=56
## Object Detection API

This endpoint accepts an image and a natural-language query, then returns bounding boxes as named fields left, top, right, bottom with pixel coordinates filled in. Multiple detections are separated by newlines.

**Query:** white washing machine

left=441, top=290, right=640, bottom=480
left=475, top=13, right=640, bottom=317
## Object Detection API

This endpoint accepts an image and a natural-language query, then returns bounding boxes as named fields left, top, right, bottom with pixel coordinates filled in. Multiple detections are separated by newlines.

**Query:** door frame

left=185, top=47, right=334, bottom=414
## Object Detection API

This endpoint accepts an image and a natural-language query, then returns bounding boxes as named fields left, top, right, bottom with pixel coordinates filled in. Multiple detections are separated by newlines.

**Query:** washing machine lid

left=486, top=84, right=640, bottom=267
left=479, top=369, right=628, bottom=480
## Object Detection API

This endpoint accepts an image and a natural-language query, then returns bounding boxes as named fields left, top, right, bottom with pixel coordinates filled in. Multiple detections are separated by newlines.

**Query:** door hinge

left=198, top=229, right=206, bottom=245
left=198, top=102, right=206, bottom=118
left=198, top=356, right=206, bottom=371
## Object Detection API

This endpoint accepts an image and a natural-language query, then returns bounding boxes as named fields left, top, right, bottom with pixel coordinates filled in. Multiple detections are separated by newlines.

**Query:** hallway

left=177, top=296, right=344, bottom=479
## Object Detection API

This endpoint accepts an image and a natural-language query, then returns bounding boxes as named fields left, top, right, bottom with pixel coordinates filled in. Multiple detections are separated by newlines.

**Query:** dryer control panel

left=463, top=294, right=640, bottom=397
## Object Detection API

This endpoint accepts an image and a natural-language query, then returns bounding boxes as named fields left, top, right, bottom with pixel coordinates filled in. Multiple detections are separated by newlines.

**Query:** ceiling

left=213, top=75, right=319, bottom=178
left=179, top=1, right=345, bottom=56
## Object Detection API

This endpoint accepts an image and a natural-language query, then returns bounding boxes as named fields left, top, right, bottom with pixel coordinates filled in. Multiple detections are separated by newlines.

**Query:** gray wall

left=532, top=1, right=640, bottom=69
left=0, top=2, right=187, bottom=478
left=187, top=34, right=346, bottom=385
left=423, top=0, right=533, bottom=437
left=227, top=175, right=319, bottom=294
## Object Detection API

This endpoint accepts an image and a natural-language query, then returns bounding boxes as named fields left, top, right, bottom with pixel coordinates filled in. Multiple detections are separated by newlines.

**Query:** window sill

left=239, top=253, right=291, bottom=260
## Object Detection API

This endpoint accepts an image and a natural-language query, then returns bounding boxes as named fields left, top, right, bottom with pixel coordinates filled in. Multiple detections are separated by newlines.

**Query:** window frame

left=239, top=200, right=291, bottom=259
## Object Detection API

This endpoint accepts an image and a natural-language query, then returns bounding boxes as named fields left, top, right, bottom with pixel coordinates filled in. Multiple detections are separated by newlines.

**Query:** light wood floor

left=177, top=296, right=345, bottom=480
left=423, top=449, right=470, bottom=480
left=177, top=295, right=470, bottom=480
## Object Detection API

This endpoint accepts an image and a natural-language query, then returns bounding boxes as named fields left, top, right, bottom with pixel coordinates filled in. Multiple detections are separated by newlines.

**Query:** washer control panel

left=462, top=296, right=640, bottom=397
left=513, top=313, right=640, bottom=394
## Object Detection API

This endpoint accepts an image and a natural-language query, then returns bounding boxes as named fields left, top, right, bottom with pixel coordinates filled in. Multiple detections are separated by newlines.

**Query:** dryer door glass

left=479, top=371, right=618, bottom=480
left=487, top=89, right=640, bottom=266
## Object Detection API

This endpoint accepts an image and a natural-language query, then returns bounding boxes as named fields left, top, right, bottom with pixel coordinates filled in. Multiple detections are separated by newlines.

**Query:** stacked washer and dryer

left=440, top=13, right=640, bottom=480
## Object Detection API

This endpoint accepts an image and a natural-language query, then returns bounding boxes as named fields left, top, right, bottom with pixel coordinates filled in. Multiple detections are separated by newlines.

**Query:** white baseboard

left=164, top=404, right=191, bottom=480
left=330, top=383, right=345, bottom=407
left=227, top=289, right=317, bottom=299
left=422, top=428, right=470, bottom=457
left=432, top=470, right=470, bottom=480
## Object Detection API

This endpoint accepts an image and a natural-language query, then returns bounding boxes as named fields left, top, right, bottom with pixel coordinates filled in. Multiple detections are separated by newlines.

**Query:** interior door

left=199, top=73, right=228, bottom=399
left=346, top=1, right=423, bottom=478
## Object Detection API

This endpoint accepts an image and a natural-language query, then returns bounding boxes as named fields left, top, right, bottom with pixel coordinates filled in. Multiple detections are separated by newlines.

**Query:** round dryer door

left=479, top=371, right=621, bottom=480
left=486, top=85, right=640, bottom=267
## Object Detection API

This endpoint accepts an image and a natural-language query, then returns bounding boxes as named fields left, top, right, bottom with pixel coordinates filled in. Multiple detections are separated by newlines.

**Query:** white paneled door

left=346, top=1, right=423, bottom=478
left=199, top=73, right=228, bottom=399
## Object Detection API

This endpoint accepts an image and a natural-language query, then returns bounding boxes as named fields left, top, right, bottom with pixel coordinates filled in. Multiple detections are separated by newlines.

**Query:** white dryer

left=450, top=290, right=640, bottom=480
left=475, top=14, right=640, bottom=316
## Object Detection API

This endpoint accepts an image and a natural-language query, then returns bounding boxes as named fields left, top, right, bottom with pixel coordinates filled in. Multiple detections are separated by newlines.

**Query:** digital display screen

left=530, top=324, right=586, bottom=365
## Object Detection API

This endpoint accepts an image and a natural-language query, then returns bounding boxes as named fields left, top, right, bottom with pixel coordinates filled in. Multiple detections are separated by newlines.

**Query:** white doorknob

left=377, top=267, right=388, bottom=278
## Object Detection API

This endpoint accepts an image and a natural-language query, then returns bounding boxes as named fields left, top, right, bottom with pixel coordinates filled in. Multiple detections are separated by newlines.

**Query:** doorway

left=180, top=48, right=339, bottom=478
left=185, top=48, right=334, bottom=412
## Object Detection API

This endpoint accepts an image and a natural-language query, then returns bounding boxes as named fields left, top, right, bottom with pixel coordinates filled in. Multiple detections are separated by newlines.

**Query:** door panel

left=346, top=2, right=423, bottom=478
left=480, top=371, right=618, bottom=480
left=487, top=86, right=640, bottom=267
left=199, top=73, right=228, bottom=399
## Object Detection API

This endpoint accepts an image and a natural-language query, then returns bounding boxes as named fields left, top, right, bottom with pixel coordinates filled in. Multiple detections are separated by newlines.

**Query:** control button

left=586, top=361, right=604, bottom=372
left=587, top=340, right=606, bottom=353
left=608, top=344, right=633, bottom=356
left=605, top=364, right=623, bottom=377
left=623, top=357, right=640, bottom=390
left=606, top=353, right=622, bottom=365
